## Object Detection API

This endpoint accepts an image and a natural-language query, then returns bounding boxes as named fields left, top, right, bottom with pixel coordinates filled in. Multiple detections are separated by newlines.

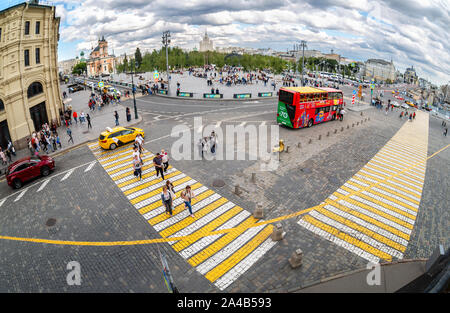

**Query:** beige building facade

left=0, top=2, right=62, bottom=149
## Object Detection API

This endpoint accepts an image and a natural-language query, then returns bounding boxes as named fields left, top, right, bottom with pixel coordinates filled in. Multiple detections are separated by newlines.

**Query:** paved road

left=0, top=93, right=448, bottom=292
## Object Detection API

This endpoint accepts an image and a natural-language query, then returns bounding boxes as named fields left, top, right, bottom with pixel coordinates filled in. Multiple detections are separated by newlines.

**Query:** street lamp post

left=300, top=40, right=307, bottom=87
left=131, top=61, right=138, bottom=119
left=162, top=31, right=171, bottom=95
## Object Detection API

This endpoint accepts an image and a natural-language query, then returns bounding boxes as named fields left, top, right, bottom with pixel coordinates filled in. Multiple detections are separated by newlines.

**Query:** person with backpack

left=161, top=149, right=169, bottom=172
left=133, top=156, right=142, bottom=180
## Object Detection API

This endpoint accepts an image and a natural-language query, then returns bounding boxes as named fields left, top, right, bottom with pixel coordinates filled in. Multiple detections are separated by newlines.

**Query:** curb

left=153, top=93, right=278, bottom=102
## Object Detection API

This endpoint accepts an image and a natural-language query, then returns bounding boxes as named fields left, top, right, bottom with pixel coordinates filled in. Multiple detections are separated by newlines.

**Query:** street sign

left=153, top=70, right=159, bottom=81
left=98, top=81, right=104, bottom=88
left=352, top=90, right=357, bottom=95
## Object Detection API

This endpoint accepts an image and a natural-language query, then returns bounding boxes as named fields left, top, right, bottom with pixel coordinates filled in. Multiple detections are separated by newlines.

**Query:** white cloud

left=57, top=0, right=449, bottom=85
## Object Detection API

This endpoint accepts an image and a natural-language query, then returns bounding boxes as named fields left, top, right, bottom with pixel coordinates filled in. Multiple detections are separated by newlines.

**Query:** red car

left=6, top=155, right=55, bottom=189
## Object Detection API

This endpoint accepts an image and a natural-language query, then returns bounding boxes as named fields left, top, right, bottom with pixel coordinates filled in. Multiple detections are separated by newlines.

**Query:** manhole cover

left=300, top=168, right=312, bottom=174
left=46, top=218, right=57, bottom=227
left=212, top=179, right=225, bottom=187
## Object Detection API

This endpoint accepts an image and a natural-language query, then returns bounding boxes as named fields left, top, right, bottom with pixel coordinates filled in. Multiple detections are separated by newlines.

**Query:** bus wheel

left=308, top=119, right=314, bottom=128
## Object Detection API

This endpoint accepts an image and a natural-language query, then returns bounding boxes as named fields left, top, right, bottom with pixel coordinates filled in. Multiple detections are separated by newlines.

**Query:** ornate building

left=86, top=36, right=115, bottom=77
left=404, top=66, right=418, bottom=85
left=199, top=30, right=213, bottom=52
left=0, top=1, right=62, bottom=149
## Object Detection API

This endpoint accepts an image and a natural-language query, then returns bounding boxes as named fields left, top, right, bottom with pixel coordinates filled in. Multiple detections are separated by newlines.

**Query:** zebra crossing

left=88, top=141, right=276, bottom=290
left=298, top=110, right=429, bottom=264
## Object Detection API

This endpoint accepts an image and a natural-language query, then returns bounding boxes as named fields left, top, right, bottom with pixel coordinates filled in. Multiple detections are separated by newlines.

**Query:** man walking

left=86, top=113, right=92, bottom=129
left=161, top=149, right=169, bottom=172
left=114, top=111, right=119, bottom=126
left=67, top=127, right=74, bottom=144
left=153, top=153, right=165, bottom=180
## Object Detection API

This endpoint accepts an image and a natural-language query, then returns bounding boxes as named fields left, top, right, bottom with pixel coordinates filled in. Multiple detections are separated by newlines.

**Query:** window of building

left=24, top=49, right=30, bottom=66
left=0, top=99, right=4, bottom=111
left=25, top=21, right=30, bottom=35
left=35, top=21, right=40, bottom=34
left=35, top=48, right=40, bottom=64
left=27, top=82, right=43, bottom=98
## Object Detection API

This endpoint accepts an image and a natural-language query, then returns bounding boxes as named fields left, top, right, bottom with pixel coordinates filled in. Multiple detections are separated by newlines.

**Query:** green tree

left=135, top=47, right=143, bottom=68
left=72, top=62, right=87, bottom=75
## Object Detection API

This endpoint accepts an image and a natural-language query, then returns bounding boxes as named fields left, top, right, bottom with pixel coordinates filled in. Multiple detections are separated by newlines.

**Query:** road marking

left=84, top=162, right=96, bottom=172
left=86, top=141, right=275, bottom=291
left=37, top=179, right=51, bottom=192
left=60, top=169, right=74, bottom=182
left=0, top=199, right=5, bottom=207
left=14, top=189, right=28, bottom=202
left=298, top=110, right=429, bottom=263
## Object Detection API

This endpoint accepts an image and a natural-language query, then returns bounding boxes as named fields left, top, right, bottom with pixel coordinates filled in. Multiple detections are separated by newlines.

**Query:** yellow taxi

left=98, top=126, right=145, bottom=150
left=405, top=101, right=415, bottom=107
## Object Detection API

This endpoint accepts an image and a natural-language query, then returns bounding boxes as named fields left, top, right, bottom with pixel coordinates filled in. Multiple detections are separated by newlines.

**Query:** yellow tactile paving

left=88, top=141, right=277, bottom=290
left=299, top=110, right=429, bottom=263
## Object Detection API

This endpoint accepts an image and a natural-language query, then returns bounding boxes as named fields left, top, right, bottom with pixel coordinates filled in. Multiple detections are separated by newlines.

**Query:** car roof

left=100, top=126, right=130, bottom=136
left=7, top=156, right=31, bottom=171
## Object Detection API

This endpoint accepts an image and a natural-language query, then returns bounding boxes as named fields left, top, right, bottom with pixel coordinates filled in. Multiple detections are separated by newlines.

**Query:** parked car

left=6, top=155, right=55, bottom=189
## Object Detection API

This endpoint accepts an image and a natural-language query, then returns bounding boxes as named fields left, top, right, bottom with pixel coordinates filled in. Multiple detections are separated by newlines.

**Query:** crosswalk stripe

left=323, top=204, right=409, bottom=247
left=171, top=203, right=241, bottom=250
left=131, top=176, right=193, bottom=206
left=375, top=151, right=426, bottom=175
left=113, top=166, right=158, bottom=185
left=188, top=216, right=258, bottom=267
left=142, top=186, right=209, bottom=220
left=369, top=159, right=424, bottom=179
left=345, top=182, right=418, bottom=217
left=159, top=197, right=228, bottom=237
left=37, top=179, right=51, bottom=192
left=60, top=169, right=74, bottom=182
left=204, top=225, right=272, bottom=282
left=0, top=199, right=6, bottom=207
left=298, top=218, right=380, bottom=263
left=120, top=168, right=178, bottom=191
left=102, top=153, right=153, bottom=169
left=385, top=143, right=427, bottom=157
left=371, top=156, right=425, bottom=175
left=312, top=209, right=404, bottom=257
left=98, top=148, right=134, bottom=163
left=180, top=210, right=251, bottom=259
left=327, top=196, right=412, bottom=236
left=138, top=182, right=202, bottom=215
left=373, top=151, right=426, bottom=171
left=303, top=214, right=392, bottom=262
left=197, top=224, right=266, bottom=275
left=125, top=172, right=185, bottom=198
left=359, top=169, right=422, bottom=198
left=214, top=236, right=276, bottom=290
left=352, top=175, right=420, bottom=204
left=381, top=146, right=426, bottom=164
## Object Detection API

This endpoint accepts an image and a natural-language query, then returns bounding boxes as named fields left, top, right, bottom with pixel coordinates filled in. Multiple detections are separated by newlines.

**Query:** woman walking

left=181, top=185, right=196, bottom=218
left=114, top=111, right=119, bottom=126
left=133, top=156, right=142, bottom=180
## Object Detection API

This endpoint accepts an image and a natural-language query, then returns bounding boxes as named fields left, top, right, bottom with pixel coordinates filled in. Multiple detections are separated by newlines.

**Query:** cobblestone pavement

left=0, top=92, right=447, bottom=292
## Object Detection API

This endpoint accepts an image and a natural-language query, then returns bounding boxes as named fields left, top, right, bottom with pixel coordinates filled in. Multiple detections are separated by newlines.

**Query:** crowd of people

left=0, top=140, right=16, bottom=166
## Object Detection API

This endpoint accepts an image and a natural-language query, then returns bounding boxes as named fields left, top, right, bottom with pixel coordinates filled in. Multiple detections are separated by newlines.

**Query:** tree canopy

left=72, top=62, right=87, bottom=75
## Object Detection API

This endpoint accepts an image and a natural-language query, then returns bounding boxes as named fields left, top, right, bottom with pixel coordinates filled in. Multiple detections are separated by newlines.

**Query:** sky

left=2, top=0, right=449, bottom=85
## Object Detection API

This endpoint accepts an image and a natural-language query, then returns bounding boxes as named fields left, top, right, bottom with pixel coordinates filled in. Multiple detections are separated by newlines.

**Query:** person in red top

left=72, top=111, right=78, bottom=124
left=413, top=112, right=416, bottom=120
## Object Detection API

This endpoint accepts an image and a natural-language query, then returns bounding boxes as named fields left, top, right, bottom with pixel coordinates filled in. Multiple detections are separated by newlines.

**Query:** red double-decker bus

left=277, top=87, right=344, bottom=128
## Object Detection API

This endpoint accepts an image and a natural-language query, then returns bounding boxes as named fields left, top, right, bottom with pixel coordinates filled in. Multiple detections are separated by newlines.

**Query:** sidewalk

left=0, top=86, right=142, bottom=176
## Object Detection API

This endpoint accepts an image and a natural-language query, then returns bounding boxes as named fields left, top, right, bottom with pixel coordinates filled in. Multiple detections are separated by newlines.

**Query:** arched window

left=27, top=82, right=43, bottom=98
left=0, top=99, right=4, bottom=111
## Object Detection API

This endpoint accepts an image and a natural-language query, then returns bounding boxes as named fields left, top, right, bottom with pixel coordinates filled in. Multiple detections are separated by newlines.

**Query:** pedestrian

left=181, top=185, right=196, bottom=218
left=210, top=131, right=217, bottom=154
left=339, top=108, right=345, bottom=121
left=7, top=140, right=16, bottom=156
left=133, top=156, right=142, bottom=180
left=80, top=111, right=86, bottom=124
left=67, top=127, right=74, bottom=144
left=73, top=111, right=78, bottom=124
left=27, top=138, right=34, bottom=156
left=0, top=148, right=7, bottom=165
left=161, top=185, right=174, bottom=216
left=126, top=107, right=131, bottom=122
left=413, top=112, right=416, bottom=120
left=399, top=111, right=403, bottom=119
left=201, top=137, right=208, bottom=158
left=444, top=128, right=448, bottom=137
left=51, top=134, right=57, bottom=151
left=161, top=149, right=169, bottom=172
left=114, top=111, right=119, bottom=126
left=135, top=134, right=144, bottom=153
left=86, top=113, right=92, bottom=129
left=153, top=153, right=165, bottom=180
left=56, top=132, right=62, bottom=148
left=132, top=146, right=143, bottom=164
left=409, top=113, right=412, bottom=122
left=4, top=147, right=12, bottom=163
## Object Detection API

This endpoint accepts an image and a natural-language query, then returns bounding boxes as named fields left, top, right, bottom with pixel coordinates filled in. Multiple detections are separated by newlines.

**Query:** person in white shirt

left=161, top=149, right=169, bottom=172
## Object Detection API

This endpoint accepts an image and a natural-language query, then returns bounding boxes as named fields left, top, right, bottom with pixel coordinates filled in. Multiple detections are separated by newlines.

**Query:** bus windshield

left=279, top=90, right=294, bottom=104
